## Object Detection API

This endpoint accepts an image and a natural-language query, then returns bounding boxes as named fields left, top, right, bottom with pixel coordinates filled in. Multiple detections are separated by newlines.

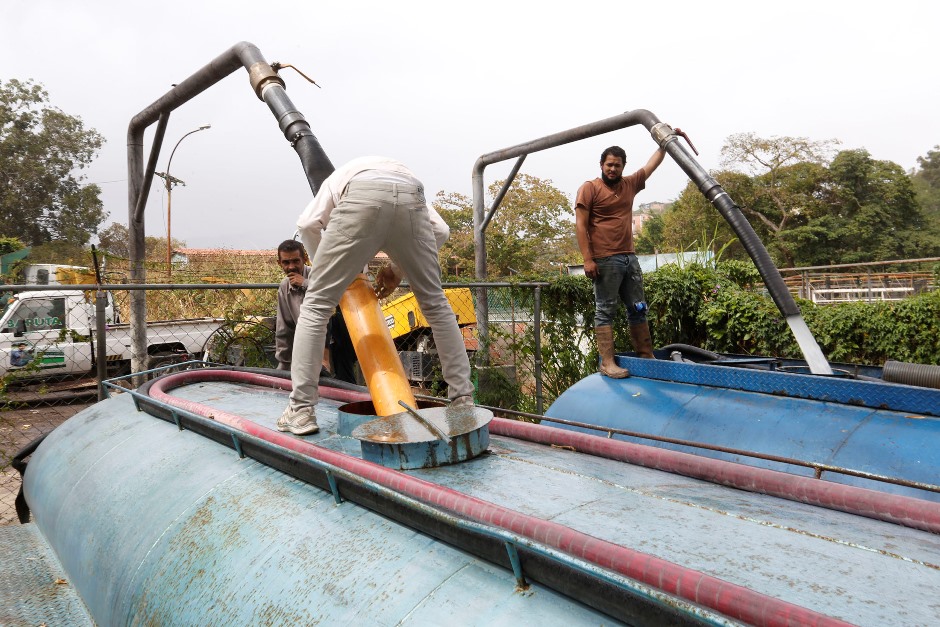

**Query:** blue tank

left=547, top=355, right=940, bottom=501
left=11, top=367, right=940, bottom=626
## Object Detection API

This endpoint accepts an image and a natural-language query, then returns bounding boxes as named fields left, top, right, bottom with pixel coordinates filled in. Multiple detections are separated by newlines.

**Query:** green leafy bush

left=806, top=290, right=940, bottom=364
left=540, top=262, right=940, bottom=372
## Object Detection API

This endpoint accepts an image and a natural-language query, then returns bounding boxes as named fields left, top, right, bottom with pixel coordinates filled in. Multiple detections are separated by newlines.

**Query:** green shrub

left=806, top=290, right=940, bottom=364
left=539, top=262, right=940, bottom=373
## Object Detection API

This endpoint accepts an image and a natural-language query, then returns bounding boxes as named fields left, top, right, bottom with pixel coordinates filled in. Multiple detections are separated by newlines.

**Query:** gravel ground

left=0, top=400, right=94, bottom=525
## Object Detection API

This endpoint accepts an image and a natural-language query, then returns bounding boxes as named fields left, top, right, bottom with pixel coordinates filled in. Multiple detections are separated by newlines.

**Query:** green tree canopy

left=0, top=79, right=106, bottom=245
left=433, top=191, right=475, bottom=279
left=634, top=212, right=665, bottom=254
left=656, top=133, right=940, bottom=267
left=0, top=236, right=26, bottom=256
left=912, top=145, right=940, bottom=237
left=435, top=174, right=580, bottom=279
left=719, top=133, right=839, bottom=266
left=815, top=148, right=936, bottom=263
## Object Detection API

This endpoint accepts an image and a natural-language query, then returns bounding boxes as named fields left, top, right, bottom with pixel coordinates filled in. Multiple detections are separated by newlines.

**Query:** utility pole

left=155, top=124, right=211, bottom=278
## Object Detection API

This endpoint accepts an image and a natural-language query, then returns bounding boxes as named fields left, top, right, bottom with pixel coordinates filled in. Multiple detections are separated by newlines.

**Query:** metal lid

left=352, top=405, right=492, bottom=445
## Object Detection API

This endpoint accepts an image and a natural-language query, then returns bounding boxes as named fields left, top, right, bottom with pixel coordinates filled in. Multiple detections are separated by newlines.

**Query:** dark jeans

left=593, top=253, right=647, bottom=326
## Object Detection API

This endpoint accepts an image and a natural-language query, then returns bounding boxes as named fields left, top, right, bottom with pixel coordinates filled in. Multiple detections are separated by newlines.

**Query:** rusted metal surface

left=22, top=372, right=940, bottom=625
left=394, top=400, right=453, bottom=440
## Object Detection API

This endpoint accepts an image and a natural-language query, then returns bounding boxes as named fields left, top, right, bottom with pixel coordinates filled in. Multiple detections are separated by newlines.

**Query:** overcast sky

left=3, top=1, right=938, bottom=250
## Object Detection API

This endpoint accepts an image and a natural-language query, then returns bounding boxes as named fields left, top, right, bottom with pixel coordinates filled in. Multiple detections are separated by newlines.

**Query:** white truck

left=0, top=289, right=224, bottom=380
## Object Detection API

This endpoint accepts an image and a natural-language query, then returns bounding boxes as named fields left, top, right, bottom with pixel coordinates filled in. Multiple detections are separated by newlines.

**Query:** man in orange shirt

left=575, top=145, right=665, bottom=378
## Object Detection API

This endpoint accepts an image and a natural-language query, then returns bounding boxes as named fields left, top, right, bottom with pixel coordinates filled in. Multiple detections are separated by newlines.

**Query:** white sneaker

left=450, top=395, right=475, bottom=408
left=276, top=408, right=292, bottom=432
left=277, top=406, right=319, bottom=435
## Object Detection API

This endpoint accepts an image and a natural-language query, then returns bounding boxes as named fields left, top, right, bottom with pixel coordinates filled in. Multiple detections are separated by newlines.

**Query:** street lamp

left=155, top=124, right=211, bottom=277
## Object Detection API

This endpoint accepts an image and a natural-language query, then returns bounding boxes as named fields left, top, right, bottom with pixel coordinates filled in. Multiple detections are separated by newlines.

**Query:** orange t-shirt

left=575, top=169, right=647, bottom=258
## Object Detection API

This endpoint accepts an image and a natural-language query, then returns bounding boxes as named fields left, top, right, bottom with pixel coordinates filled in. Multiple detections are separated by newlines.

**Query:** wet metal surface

left=354, top=405, right=492, bottom=444
left=24, top=393, right=622, bottom=627
left=352, top=405, right=493, bottom=469
left=337, top=398, right=445, bottom=437
left=155, top=381, right=940, bottom=625
left=23, top=378, right=940, bottom=626
left=337, top=399, right=383, bottom=436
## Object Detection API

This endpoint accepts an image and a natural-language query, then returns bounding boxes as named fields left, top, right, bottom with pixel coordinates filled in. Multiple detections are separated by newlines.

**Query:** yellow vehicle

left=382, top=288, right=475, bottom=339
left=381, top=287, right=476, bottom=383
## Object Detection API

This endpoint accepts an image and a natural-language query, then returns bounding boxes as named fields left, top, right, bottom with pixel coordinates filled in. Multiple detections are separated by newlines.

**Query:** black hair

left=277, top=239, right=305, bottom=258
left=600, top=146, right=627, bottom=164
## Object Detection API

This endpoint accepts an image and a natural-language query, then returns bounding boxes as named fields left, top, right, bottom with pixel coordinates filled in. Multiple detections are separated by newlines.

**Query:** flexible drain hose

left=883, top=360, right=940, bottom=390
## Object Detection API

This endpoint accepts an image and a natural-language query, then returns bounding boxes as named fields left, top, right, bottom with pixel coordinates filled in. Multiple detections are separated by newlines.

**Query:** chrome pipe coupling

left=650, top=122, right=676, bottom=148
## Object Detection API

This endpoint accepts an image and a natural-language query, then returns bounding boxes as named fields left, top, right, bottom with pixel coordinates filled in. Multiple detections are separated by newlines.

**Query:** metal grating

left=621, top=356, right=940, bottom=417
left=0, top=524, right=94, bottom=626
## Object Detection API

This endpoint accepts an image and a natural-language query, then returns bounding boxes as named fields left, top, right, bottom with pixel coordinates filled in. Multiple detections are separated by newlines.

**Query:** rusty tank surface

left=6, top=363, right=939, bottom=626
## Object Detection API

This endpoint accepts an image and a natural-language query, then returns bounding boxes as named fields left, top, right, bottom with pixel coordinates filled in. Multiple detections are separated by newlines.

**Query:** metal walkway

left=0, top=523, right=94, bottom=626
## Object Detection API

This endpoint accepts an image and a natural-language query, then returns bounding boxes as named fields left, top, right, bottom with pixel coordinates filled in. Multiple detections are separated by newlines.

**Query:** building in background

left=633, top=201, right=670, bottom=236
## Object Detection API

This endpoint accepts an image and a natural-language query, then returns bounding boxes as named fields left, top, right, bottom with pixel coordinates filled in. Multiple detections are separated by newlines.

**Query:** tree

left=98, top=221, right=186, bottom=260
left=659, top=134, right=939, bottom=267
left=634, top=212, right=665, bottom=253
left=98, top=222, right=131, bottom=258
left=911, top=145, right=940, bottom=238
left=915, top=146, right=940, bottom=187
left=0, top=236, right=25, bottom=256
left=818, top=148, right=937, bottom=263
left=0, top=79, right=106, bottom=245
left=719, top=133, right=839, bottom=266
left=434, top=191, right=475, bottom=279
left=435, top=174, right=580, bottom=279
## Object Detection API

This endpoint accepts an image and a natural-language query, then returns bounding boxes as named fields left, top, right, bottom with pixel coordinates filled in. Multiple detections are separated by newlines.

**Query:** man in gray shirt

left=275, top=239, right=355, bottom=381
left=275, top=239, right=314, bottom=372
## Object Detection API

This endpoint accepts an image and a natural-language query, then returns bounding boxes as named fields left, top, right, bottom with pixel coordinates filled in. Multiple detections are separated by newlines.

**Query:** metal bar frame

left=469, top=109, right=830, bottom=372
left=474, top=403, right=940, bottom=494
left=126, top=41, right=334, bottom=379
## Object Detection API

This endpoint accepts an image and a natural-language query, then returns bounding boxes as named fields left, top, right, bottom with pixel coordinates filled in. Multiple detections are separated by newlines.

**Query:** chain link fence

left=1, top=280, right=553, bottom=525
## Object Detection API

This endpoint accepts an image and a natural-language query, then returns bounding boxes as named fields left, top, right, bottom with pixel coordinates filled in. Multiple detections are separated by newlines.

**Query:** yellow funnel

left=339, top=274, right=417, bottom=416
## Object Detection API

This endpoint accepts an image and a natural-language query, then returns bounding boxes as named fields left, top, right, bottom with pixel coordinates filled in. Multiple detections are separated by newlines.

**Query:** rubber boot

left=629, top=321, right=655, bottom=359
left=595, top=326, right=630, bottom=378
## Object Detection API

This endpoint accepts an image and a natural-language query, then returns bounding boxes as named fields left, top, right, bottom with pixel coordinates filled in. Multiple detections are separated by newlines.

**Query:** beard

left=601, top=172, right=621, bottom=187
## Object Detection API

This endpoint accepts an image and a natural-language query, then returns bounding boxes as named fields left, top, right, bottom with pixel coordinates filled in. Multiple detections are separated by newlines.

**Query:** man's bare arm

left=642, top=148, right=666, bottom=178
left=575, top=206, right=598, bottom=279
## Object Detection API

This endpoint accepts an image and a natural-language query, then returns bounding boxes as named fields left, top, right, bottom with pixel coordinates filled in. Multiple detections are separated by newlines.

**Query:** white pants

left=289, top=180, right=474, bottom=410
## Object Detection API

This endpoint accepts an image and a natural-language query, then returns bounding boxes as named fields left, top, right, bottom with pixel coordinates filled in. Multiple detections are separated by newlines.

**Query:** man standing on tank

left=277, top=156, right=475, bottom=436
left=575, top=145, right=665, bottom=378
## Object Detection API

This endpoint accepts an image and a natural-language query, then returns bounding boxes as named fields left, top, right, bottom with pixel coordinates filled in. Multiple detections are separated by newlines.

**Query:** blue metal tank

left=17, top=368, right=940, bottom=626
left=23, top=393, right=628, bottom=626
left=546, top=356, right=940, bottom=501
